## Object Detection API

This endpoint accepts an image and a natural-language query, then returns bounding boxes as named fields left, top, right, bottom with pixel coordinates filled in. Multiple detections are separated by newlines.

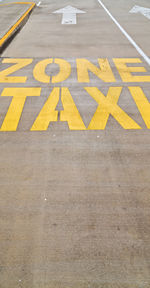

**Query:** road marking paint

left=0, top=58, right=33, bottom=83
left=0, top=57, right=150, bottom=131
left=129, top=87, right=150, bottom=129
left=31, top=87, right=86, bottom=131
left=130, top=5, right=150, bottom=20
left=1, top=58, right=150, bottom=84
left=60, top=87, right=86, bottom=130
left=97, top=0, right=150, bottom=66
left=76, top=58, right=116, bottom=82
left=113, top=58, right=150, bottom=82
left=53, top=5, right=86, bottom=25
left=31, top=88, right=59, bottom=131
left=33, top=58, right=71, bottom=83
left=0, top=88, right=41, bottom=131
left=37, top=1, right=41, bottom=7
left=85, top=87, right=141, bottom=130
left=0, top=86, right=149, bottom=131
left=0, top=2, right=35, bottom=48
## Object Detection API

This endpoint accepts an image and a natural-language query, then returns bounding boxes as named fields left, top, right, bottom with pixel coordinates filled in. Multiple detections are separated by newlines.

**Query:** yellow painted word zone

left=0, top=58, right=150, bottom=131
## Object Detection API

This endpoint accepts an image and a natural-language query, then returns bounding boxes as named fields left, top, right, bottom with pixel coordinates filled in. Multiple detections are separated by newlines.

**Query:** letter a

left=31, top=88, right=59, bottom=131
left=60, top=88, right=86, bottom=130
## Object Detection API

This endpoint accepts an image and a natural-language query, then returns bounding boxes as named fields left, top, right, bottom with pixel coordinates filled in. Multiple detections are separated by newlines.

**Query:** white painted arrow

left=130, top=5, right=150, bottom=20
left=53, top=5, right=86, bottom=25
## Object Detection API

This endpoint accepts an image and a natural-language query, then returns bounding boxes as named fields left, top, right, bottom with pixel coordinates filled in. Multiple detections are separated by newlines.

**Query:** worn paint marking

left=53, top=6, right=86, bottom=25
left=0, top=86, right=150, bottom=131
left=0, top=57, right=150, bottom=131
left=97, top=0, right=150, bottom=65
left=130, top=5, right=150, bottom=20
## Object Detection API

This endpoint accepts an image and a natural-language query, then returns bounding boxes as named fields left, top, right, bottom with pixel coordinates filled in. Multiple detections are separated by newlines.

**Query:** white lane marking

left=53, top=5, right=86, bottom=25
left=97, top=0, right=150, bottom=65
left=37, top=1, right=41, bottom=6
left=37, top=1, right=41, bottom=7
left=130, top=5, right=150, bottom=20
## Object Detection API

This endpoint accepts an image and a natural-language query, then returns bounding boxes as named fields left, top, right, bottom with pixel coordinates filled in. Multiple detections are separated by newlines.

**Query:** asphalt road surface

left=0, top=0, right=150, bottom=287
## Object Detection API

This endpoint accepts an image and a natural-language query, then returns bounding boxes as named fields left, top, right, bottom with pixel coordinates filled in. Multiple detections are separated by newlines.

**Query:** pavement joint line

left=97, top=0, right=150, bottom=66
left=0, top=1, right=35, bottom=49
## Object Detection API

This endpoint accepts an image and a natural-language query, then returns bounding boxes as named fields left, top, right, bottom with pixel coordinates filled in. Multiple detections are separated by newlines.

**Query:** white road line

left=37, top=1, right=41, bottom=7
left=97, top=0, right=150, bottom=65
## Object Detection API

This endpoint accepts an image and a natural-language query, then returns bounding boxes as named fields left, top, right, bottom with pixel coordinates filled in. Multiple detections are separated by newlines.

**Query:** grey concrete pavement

left=0, top=4, right=30, bottom=39
left=99, top=0, right=150, bottom=57
left=0, top=0, right=150, bottom=288
left=2, top=0, right=150, bottom=58
left=0, top=2, right=35, bottom=51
